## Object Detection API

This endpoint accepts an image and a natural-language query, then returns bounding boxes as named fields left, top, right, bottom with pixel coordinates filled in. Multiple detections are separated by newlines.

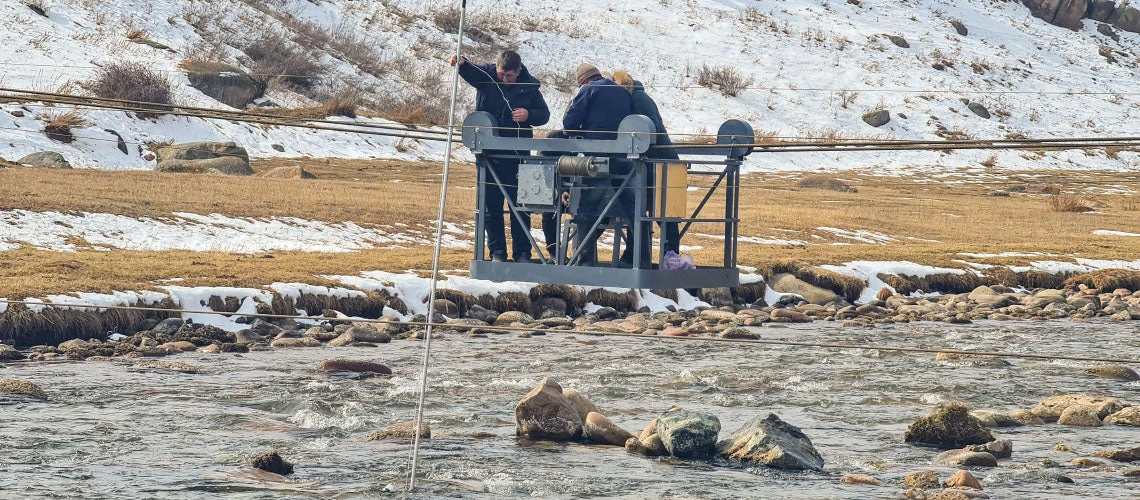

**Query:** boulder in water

left=1091, top=446, right=1140, bottom=462
left=904, top=404, right=994, bottom=448
left=317, top=358, right=391, bottom=374
left=1057, top=405, right=1103, bottom=427
left=251, top=451, right=293, bottom=475
left=944, top=469, right=983, bottom=489
left=934, top=449, right=998, bottom=467
left=717, top=413, right=824, bottom=471
left=656, top=410, right=721, bottom=459
left=563, top=389, right=599, bottom=422
left=0, top=379, right=47, bottom=400
left=904, top=470, right=940, bottom=489
left=366, top=420, right=430, bottom=440
left=583, top=412, right=633, bottom=446
left=1104, top=407, right=1140, bottom=426
left=1031, top=394, right=1125, bottom=422
left=1084, top=364, right=1140, bottom=381
left=515, top=378, right=582, bottom=441
left=965, top=439, right=1012, bottom=459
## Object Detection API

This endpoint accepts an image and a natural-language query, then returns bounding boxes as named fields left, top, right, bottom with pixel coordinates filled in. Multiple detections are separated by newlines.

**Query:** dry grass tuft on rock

left=529, top=284, right=586, bottom=309
left=796, top=175, right=857, bottom=193
left=586, top=289, right=639, bottom=312
left=793, top=266, right=865, bottom=302
left=42, top=109, right=88, bottom=143
left=433, top=289, right=476, bottom=316
left=1064, top=269, right=1140, bottom=292
left=85, top=62, right=174, bottom=118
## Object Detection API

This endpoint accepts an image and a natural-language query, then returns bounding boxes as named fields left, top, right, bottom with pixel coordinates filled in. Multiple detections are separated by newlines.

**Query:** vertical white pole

left=407, top=0, right=468, bottom=492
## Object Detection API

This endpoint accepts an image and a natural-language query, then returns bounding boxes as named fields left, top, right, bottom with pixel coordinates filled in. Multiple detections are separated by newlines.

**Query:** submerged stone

left=251, top=451, right=293, bottom=475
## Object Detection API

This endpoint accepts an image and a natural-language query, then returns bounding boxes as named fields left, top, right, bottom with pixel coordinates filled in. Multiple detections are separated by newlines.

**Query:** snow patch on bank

left=1093, top=230, right=1140, bottom=237
left=0, top=210, right=473, bottom=253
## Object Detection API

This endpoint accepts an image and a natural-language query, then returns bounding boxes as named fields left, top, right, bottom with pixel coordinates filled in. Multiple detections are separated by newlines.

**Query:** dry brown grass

left=1064, top=269, right=1140, bottom=292
left=1048, top=193, right=1093, bottom=213
left=42, top=109, right=89, bottom=143
left=2, top=163, right=1140, bottom=298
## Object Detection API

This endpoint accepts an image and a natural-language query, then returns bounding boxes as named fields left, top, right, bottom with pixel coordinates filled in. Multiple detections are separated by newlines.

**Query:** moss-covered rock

left=904, top=404, right=994, bottom=448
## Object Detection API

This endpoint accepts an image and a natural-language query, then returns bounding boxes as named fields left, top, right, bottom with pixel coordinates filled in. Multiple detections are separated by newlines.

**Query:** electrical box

left=517, top=161, right=557, bottom=208
left=654, top=163, right=688, bottom=218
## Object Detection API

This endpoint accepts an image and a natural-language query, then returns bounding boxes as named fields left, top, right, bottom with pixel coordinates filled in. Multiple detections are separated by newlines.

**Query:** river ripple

left=2, top=320, right=1139, bottom=498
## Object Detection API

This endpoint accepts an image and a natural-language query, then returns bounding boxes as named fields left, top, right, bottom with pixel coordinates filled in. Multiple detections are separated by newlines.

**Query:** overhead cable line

left=4, top=61, right=1140, bottom=96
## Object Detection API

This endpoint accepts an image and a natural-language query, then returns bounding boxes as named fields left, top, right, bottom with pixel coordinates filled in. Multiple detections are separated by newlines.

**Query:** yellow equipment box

left=654, top=163, right=688, bottom=218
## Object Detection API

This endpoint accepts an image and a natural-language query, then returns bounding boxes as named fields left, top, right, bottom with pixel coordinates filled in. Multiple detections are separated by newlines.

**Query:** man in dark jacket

left=563, top=64, right=632, bottom=139
left=562, top=64, right=634, bottom=265
left=450, top=50, right=551, bottom=263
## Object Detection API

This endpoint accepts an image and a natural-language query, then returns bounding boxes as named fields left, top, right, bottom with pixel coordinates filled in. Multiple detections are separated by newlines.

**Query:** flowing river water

left=2, top=320, right=1139, bottom=499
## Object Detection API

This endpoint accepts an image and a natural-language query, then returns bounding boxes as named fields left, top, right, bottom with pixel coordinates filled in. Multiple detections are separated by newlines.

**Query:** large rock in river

left=563, top=389, right=599, bottom=422
left=934, top=449, right=998, bottom=467
left=656, top=410, right=721, bottom=459
left=904, top=403, right=994, bottom=448
left=1031, top=394, right=1126, bottom=422
left=0, top=379, right=48, bottom=400
left=1104, top=407, right=1140, bottom=426
left=515, top=378, right=582, bottom=441
left=717, top=413, right=824, bottom=471
left=583, top=412, right=633, bottom=446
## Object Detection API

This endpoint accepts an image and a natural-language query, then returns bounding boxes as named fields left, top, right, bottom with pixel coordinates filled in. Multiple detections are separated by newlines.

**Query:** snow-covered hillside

left=2, top=0, right=1140, bottom=171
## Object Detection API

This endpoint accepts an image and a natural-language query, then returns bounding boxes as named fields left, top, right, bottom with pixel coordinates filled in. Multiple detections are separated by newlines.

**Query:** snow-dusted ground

left=0, top=210, right=472, bottom=252
left=1, top=0, right=1140, bottom=172
left=4, top=0, right=1140, bottom=314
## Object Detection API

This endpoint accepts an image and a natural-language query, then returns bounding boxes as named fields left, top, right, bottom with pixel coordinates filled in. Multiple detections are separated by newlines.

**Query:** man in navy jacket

left=450, top=50, right=550, bottom=263
left=562, top=64, right=634, bottom=265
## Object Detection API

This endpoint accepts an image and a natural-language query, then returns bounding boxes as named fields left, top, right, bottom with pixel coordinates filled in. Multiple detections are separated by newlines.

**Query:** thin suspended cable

left=407, top=0, right=468, bottom=492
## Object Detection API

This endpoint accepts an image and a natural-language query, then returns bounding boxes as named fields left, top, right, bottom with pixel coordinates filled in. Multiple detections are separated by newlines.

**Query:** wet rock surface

left=717, top=413, right=824, bottom=470
left=251, top=451, right=293, bottom=475
left=904, top=404, right=994, bottom=448
left=514, top=378, right=582, bottom=441
left=656, top=411, right=721, bottom=459
left=365, top=420, right=430, bottom=441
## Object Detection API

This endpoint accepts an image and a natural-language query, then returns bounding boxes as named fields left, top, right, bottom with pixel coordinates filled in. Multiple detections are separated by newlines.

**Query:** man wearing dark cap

left=449, top=50, right=550, bottom=263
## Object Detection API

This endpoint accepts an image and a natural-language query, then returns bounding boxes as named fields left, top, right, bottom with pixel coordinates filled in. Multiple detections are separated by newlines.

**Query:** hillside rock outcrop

left=18, top=152, right=71, bottom=169
left=154, top=141, right=252, bottom=175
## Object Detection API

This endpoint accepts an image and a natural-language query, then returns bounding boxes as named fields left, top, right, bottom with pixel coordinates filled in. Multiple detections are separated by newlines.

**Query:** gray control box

left=517, top=161, right=557, bottom=207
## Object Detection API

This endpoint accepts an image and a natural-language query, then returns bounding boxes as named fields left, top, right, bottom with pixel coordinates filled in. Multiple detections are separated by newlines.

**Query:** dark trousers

left=482, top=157, right=531, bottom=259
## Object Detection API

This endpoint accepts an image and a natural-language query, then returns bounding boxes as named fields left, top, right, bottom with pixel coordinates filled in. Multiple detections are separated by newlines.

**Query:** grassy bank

left=1, top=158, right=1138, bottom=298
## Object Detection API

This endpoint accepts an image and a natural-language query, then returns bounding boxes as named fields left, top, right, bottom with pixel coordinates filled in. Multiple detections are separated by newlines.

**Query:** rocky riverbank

left=3, top=277, right=1140, bottom=356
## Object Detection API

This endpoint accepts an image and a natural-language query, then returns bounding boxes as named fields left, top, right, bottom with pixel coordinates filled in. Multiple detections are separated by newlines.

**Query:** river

left=2, top=320, right=1139, bottom=498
